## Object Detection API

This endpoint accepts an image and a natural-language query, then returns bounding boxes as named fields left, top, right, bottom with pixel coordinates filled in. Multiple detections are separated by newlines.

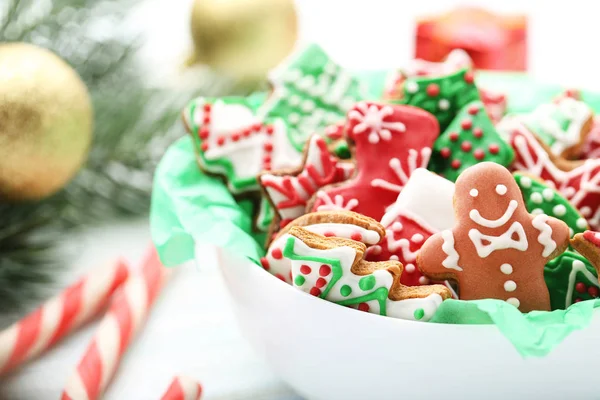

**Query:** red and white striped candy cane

left=0, top=259, right=129, bottom=375
left=62, top=247, right=169, bottom=400
left=160, top=376, right=203, bottom=400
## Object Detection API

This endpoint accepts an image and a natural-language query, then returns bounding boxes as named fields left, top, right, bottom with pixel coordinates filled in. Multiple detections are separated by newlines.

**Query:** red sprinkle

left=203, top=103, right=211, bottom=111
left=300, top=265, right=312, bottom=275
left=253, top=123, right=262, bottom=132
left=199, top=127, right=210, bottom=140
left=588, top=286, right=599, bottom=297
left=217, top=137, right=226, bottom=146
left=323, top=231, right=335, bottom=237
left=464, top=70, right=474, bottom=84
left=426, top=83, right=440, bottom=97
left=271, top=248, right=283, bottom=260
left=576, top=282, right=586, bottom=293
left=310, top=287, right=322, bottom=296
left=468, top=105, right=479, bottom=115
left=231, top=133, right=241, bottom=142
left=260, top=257, right=270, bottom=270
left=266, top=125, right=274, bottom=135
left=315, top=278, right=327, bottom=288
left=203, top=116, right=211, bottom=124
left=264, top=142, right=273, bottom=152
left=357, top=303, right=370, bottom=312
left=451, top=159, right=461, bottom=169
left=440, top=147, right=451, bottom=158
left=243, top=128, right=252, bottom=137
left=473, top=127, right=483, bottom=138
left=474, top=149, right=485, bottom=160
left=319, top=264, right=332, bottom=276
left=461, top=119, right=473, bottom=130
left=262, top=162, right=271, bottom=171
left=489, top=144, right=500, bottom=154
left=351, top=233, right=362, bottom=241
left=449, top=132, right=459, bottom=142
left=263, top=155, right=272, bottom=164
left=201, top=142, right=209, bottom=152
left=461, top=141, right=472, bottom=152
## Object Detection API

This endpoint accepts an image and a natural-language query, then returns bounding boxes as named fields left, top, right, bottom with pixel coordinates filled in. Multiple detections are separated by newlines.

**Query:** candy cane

left=0, top=259, right=129, bottom=375
left=62, top=247, right=169, bottom=400
left=160, top=376, right=203, bottom=400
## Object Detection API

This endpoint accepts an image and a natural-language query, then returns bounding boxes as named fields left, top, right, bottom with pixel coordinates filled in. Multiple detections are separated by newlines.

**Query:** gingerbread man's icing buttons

left=308, top=103, right=439, bottom=223
left=417, top=162, right=570, bottom=312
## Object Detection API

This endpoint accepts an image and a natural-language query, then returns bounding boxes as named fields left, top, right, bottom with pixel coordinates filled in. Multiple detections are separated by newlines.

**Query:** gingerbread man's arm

left=416, top=231, right=461, bottom=281
left=537, top=216, right=570, bottom=261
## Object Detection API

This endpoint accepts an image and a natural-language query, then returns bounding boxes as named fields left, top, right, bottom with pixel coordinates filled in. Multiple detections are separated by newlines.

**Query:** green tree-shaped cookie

left=514, top=172, right=588, bottom=238
left=429, top=100, right=514, bottom=181
left=397, top=68, right=480, bottom=131
left=545, top=251, right=600, bottom=310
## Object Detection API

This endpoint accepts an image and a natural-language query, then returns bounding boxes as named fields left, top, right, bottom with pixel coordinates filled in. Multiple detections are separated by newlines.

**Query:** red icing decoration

left=201, top=142, right=209, bottom=152
left=323, top=231, right=335, bottom=237
left=319, top=264, right=332, bottom=276
left=325, top=123, right=345, bottom=140
left=271, top=248, right=283, bottom=260
left=315, top=278, right=327, bottom=288
left=474, top=149, right=485, bottom=160
left=260, top=257, right=270, bottom=270
left=203, top=115, right=211, bottom=124
left=264, top=142, right=273, bottom=152
left=300, top=265, right=312, bottom=275
left=310, top=102, right=439, bottom=221
left=265, top=125, right=274, bottom=135
left=451, top=159, right=461, bottom=169
left=351, top=232, right=362, bottom=241
left=357, top=303, right=370, bottom=312
left=426, top=83, right=440, bottom=97
left=217, top=137, right=226, bottom=146
left=461, top=119, right=473, bottom=130
left=231, top=133, right=241, bottom=142
left=473, top=127, right=483, bottom=138
left=467, top=105, right=479, bottom=115
left=464, top=70, right=474, bottom=84
left=203, top=103, right=211, bottom=112
left=440, top=147, right=451, bottom=158
left=576, top=282, right=586, bottom=293
left=243, top=128, right=252, bottom=137
left=583, top=230, right=600, bottom=247
left=588, top=286, right=599, bottom=297
left=449, top=132, right=459, bottom=142
left=199, top=127, right=209, bottom=140
left=488, top=144, right=499, bottom=154
left=461, top=141, right=472, bottom=152
left=275, top=274, right=286, bottom=281
left=310, top=287, right=322, bottom=296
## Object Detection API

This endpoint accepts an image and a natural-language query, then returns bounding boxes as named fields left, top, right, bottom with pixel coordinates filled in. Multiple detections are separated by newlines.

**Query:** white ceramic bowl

left=216, top=247, right=600, bottom=400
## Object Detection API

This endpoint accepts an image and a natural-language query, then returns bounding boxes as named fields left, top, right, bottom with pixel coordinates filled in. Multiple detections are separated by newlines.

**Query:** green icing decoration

left=294, top=275, right=306, bottom=286
left=429, top=100, right=514, bottom=182
left=283, top=236, right=389, bottom=315
left=340, top=285, right=352, bottom=297
left=514, top=173, right=588, bottom=238
left=255, top=197, right=275, bottom=233
left=358, top=275, right=376, bottom=291
left=397, top=67, right=480, bottom=131
left=334, top=141, right=351, bottom=159
left=545, top=251, right=600, bottom=310
left=260, top=44, right=367, bottom=151
left=413, top=308, right=425, bottom=320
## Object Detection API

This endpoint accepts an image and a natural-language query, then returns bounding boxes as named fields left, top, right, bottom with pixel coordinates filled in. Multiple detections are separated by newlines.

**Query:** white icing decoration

left=411, top=234, right=424, bottom=243
left=371, top=148, right=431, bottom=194
left=504, top=280, right=517, bottom=292
left=288, top=95, right=301, bottom=106
left=418, top=276, right=430, bottom=285
left=506, top=297, right=520, bottom=308
left=530, top=192, right=543, bottom=204
left=390, top=255, right=399, bottom=261
left=468, top=222, right=528, bottom=258
left=581, top=206, right=592, bottom=217
left=553, top=204, right=567, bottom=217
left=288, top=113, right=300, bottom=124
left=565, top=260, right=600, bottom=307
left=500, top=263, right=513, bottom=275
left=381, top=169, right=455, bottom=231
left=348, top=102, right=406, bottom=144
left=441, top=230, right=463, bottom=271
left=531, top=208, right=544, bottom=215
left=438, top=99, right=450, bottom=110
left=563, top=186, right=576, bottom=197
left=519, top=177, right=532, bottom=188
left=495, top=184, right=507, bottom=195
left=405, top=81, right=418, bottom=93
left=301, top=100, right=315, bottom=112
left=531, top=214, right=556, bottom=257
left=576, top=218, right=588, bottom=229
left=542, top=188, right=554, bottom=201
left=470, top=189, right=479, bottom=197
left=469, top=200, right=518, bottom=228
left=405, top=263, right=416, bottom=273
left=316, top=191, right=359, bottom=212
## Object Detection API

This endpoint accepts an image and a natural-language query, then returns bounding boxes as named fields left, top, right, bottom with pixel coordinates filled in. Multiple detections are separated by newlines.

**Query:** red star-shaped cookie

left=308, top=102, right=439, bottom=222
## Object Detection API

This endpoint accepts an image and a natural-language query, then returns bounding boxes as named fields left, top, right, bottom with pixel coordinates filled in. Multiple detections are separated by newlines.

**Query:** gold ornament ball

left=0, top=43, right=93, bottom=201
left=189, top=0, right=298, bottom=79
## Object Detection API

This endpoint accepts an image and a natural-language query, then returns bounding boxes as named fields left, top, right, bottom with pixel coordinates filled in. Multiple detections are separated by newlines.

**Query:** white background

left=2, top=0, right=600, bottom=399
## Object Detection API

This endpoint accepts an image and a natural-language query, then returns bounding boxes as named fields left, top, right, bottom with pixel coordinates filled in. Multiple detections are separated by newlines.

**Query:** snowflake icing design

left=348, top=103, right=406, bottom=144
left=371, top=148, right=432, bottom=194
left=316, top=191, right=358, bottom=211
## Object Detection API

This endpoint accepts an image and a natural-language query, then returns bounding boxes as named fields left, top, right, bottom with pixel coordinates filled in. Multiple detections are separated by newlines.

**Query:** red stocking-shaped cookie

left=308, top=102, right=439, bottom=222
left=366, top=169, right=455, bottom=286
left=417, top=162, right=570, bottom=312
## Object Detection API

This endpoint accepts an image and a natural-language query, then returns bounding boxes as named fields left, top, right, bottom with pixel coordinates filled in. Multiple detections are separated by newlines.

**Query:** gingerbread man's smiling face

left=454, top=162, right=528, bottom=230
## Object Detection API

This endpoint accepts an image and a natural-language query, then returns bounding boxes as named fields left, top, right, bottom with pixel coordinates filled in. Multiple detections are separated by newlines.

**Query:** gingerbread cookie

left=429, top=100, right=514, bottom=181
left=545, top=250, right=600, bottom=310
left=366, top=168, right=456, bottom=286
left=520, top=97, right=593, bottom=159
left=417, top=162, right=570, bottom=312
left=580, top=116, right=600, bottom=159
left=260, top=135, right=353, bottom=232
left=570, top=231, right=600, bottom=277
left=261, top=211, right=385, bottom=283
left=260, top=44, right=366, bottom=154
left=283, top=226, right=451, bottom=321
left=514, top=172, right=588, bottom=237
left=502, top=119, right=600, bottom=230
left=308, top=102, right=439, bottom=222
left=182, top=96, right=303, bottom=194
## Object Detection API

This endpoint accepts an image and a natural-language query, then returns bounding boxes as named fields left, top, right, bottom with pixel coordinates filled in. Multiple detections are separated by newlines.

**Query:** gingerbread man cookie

left=308, top=102, right=439, bottom=222
left=417, top=162, right=570, bottom=312
left=261, top=211, right=385, bottom=283
left=283, top=226, right=451, bottom=321
left=501, top=118, right=600, bottom=230
left=260, top=135, right=354, bottom=231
